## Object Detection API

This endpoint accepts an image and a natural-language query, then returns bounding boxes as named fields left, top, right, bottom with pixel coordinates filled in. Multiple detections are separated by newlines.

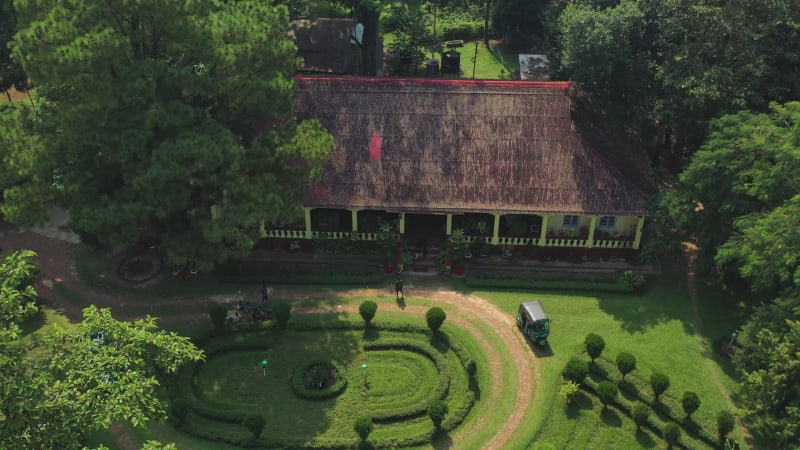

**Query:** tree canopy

left=0, top=251, right=203, bottom=449
left=0, top=0, right=334, bottom=268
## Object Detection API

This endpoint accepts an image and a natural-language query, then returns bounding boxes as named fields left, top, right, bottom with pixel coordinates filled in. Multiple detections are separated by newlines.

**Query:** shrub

left=717, top=410, right=735, bottom=440
left=632, top=402, right=650, bottom=430
left=209, top=304, right=228, bottom=330
left=272, top=302, right=291, bottom=327
left=596, top=380, right=618, bottom=408
left=616, top=352, right=636, bottom=380
left=619, top=270, right=645, bottom=290
left=242, top=414, right=266, bottom=438
left=663, top=422, right=681, bottom=447
left=427, top=399, right=449, bottom=429
left=358, top=300, right=378, bottom=326
left=354, top=416, right=373, bottom=441
left=558, top=380, right=580, bottom=405
left=681, top=391, right=701, bottom=418
left=291, top=360, right=348, bottom=400
left=562, top=358, right=589, bottom=384
left=650, top=372, right=670, bottom=400
left=426, top=307, right=447, bottom=332
left=584, top=333, right=605, bottom=361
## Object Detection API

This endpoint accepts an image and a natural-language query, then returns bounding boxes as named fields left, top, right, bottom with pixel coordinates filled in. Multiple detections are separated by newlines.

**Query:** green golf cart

left=516, top=300, right=551, bottom=346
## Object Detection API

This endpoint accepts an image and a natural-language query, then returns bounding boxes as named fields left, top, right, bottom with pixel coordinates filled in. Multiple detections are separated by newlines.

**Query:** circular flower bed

left=291, top=359, right=347, bottom=400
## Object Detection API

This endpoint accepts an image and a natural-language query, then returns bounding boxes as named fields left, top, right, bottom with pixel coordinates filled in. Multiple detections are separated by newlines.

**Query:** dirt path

left=682, top=243, right=754, bottom=449
left=0, top=230, right=540, bottom=449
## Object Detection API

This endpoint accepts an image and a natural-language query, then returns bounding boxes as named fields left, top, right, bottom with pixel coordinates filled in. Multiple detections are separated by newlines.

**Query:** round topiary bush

left=632, top=402, right=650, bottom=430
left=359, top=300, right=378, bottom=326
left=209, top=304, right=228, bottom=330
left=272, top=302, right=291, bottom=327
left=650, top=372, right=670, bottom=401
left=616, top=352, right=636, bottom=380
left=427, top=399, right=449, bottom=429
left=584, top=333, right=605, bottom=362
left=663, top=422, right=681, bottom=447
left=426, top=307, right=447, bottom=332
left=596, top=380, right=618, bottom=408
left=354, top=416, right=373, bottom=441
left=717, top=410, right=735, bottom=440
left=562, top=358, right=589, bottom=384
left=242, top=414, right=266, bottom=438
left=291, top=360, right=347, bottom=400
left=681, top=391, right=701, bottom=418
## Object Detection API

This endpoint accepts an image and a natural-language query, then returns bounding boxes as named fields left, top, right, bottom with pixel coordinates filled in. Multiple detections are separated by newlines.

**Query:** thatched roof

left=295, top=77, right=655, bottom=216
left=289, top=19, right=358, bottom=74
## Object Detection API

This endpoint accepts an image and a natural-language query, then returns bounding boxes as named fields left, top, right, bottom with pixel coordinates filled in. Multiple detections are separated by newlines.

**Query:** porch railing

left=262, top=229, right=379, bottom=241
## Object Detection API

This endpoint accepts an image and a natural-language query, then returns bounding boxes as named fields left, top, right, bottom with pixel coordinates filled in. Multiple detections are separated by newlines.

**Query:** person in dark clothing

left=260, top=284, right=269, bottom=305
left=395, top=278, right=404, bottom=299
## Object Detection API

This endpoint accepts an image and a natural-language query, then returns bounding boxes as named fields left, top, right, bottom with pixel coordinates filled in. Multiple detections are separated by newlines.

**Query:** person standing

left=395, top=278, right=404, bottom=300
left=260, top=284, right=269, bottom=305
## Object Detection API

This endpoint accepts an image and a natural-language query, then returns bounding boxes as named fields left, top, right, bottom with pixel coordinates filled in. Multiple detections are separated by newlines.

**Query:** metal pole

left=472, top=41, right=478, bottom=79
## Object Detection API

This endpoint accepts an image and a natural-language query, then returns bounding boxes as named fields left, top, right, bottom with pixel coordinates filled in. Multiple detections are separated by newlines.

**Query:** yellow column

left=304, top=207, right=312, bottom=239
left=539, top=216, right=548, bottom=246
left=351, top=209, right=359, bottom=233
left=446, top=214, right=453, bottom=236
left=587, top=215, right=598, bottom=248
left=633, top=216, right=645, bottom=249
left=399, top=213, right=405, bottom=234
left=259, top=220, right=266, bottom=238
left=492, top=214, right=501, bottom=245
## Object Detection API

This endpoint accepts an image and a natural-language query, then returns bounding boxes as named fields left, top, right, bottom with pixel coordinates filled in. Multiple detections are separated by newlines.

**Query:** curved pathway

left=0, top=230, right=540, bottom=449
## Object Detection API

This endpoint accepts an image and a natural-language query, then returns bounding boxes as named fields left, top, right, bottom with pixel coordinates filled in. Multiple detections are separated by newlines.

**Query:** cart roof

left=520, top=301, right=549, bottom=322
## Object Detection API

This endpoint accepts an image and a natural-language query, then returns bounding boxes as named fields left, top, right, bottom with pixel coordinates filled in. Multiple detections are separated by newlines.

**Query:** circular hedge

left=291, top=359, right=348, bottom=400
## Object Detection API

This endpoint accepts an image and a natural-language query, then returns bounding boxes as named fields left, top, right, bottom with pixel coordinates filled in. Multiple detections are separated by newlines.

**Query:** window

left=562, top=215, right=579, bottom=228
left=598, top=216, right=616, bottom=230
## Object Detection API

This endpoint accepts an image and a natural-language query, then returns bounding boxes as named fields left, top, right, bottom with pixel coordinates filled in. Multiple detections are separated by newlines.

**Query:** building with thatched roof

left=264, top=77, right=655, bottom=254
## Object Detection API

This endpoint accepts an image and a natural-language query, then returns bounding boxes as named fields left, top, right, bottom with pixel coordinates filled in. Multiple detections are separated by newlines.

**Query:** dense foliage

left=595, top=380, right=617, bottom=408
left=426, top=307, right=447, bottom=332
left=584, top=333, right=605, bottom=362
left=650, top=372, right=670, bottom=401
left=354, top=416, right=373, bottom=441
left=562, top=358, right=589, bottom=384
left=427, top=399, right=449, bottom=429
left=358, top=300, right=378, bottom=326
left=0, top=0, right=334, bottom=268
left=681, top=391, right=701, bottom=419
left=615, top=352, right=636, bottom=380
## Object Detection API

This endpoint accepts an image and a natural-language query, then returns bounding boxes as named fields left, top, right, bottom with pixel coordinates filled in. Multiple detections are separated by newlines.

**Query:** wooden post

left=633, top=216, right=645, bottom=249
left=304, top=208, right=312, bottom=239
left=539, top=216, right=548, bottom=246
left=587, top=216, right=598, bottom=248
left=446, top=214, right=453, bottom=236
left=491, top=214, right=501, bottom=245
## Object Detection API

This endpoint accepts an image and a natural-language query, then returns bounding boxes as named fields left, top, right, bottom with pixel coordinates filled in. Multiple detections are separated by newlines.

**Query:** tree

left=491, top=0, right=549, bottom=49
left=562, top=358, right=589, bottom=384
left=616, top=352, right=636, bottom=380
left=427, top=399, right=448, bottom=429
left=656, top=102, right=800, bottom=284
left=272, top=302, right=292, bottom=327
left=0, top=250, right=39, bottom=326
left=426, top=307, right=447, bottom=333
left=663, top=422, right=681, bottom=448
left=584, top=333, right=605, bottom=362
left=681, top=391, right=701, bottom=419
left=650, top=372, right=670, bottom=401
left=2, top=0, right=334, bottom=269
left=632, top=402, right=650, bottom=430
left=734, top=312, right=800, bottom=448
left=242, top=414, right=266, bottom=439
left=595, top=380, right=618, bottom=409
left=354, top=416, right=373, bottom=441
left=358, top=301, right=378, bottom=326
left=717, top=410, right=735, bottom=440
left=208, top=304, right=228, bottom=330
left=0, top=303, right=203, bottom=449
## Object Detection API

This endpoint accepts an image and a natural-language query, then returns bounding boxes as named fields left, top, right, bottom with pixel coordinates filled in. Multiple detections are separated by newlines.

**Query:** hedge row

left=589, top=357, right=719, bottom=447
left=364, top=339, right=450, bottom=422
left=464, top=274, right=633, bottom=293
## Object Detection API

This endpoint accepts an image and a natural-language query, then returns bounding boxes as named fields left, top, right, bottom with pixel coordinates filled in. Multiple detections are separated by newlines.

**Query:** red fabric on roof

left=369, top=136, right=382, bottom=161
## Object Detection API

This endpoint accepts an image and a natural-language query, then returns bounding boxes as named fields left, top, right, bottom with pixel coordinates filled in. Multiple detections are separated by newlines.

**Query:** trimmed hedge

left=175, top=320, right=478, bottom=449
left=464, top=272, right=633, bottom=293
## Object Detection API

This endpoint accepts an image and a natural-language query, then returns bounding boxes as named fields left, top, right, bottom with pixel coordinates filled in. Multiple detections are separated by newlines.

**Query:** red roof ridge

left=294, top=76, right=571, bottom=90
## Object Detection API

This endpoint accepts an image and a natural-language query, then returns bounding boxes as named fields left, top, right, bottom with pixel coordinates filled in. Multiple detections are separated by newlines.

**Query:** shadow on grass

left=523, top=338, right=554, bottom=358
left=362, top=327, right=380, bottom=341
left=600, top=407, right=622, bottom=427
left=635, top=428, right=657, bottom=448
left=432, top=428, right=453, bottom=449
left=566, top=392, right=593, bottom=419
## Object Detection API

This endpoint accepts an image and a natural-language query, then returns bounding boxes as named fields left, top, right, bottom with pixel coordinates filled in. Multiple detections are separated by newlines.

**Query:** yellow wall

left=545, top=214, right=641, bottom=238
